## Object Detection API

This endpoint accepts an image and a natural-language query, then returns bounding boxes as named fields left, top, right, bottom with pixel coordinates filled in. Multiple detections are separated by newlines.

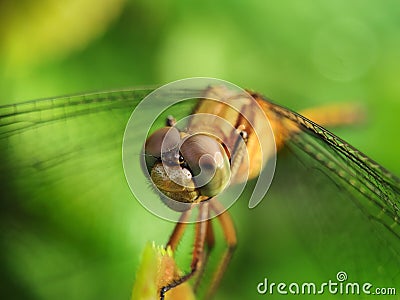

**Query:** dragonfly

left=0, top=80, right=399, bottom=300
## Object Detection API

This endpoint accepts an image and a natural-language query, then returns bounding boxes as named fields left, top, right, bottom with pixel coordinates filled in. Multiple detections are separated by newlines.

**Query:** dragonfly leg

left=205, top=216, right=216, bottom=250
left=166, top=209, right=191, bottom=252
left=206, top=199, right=237, bottom=299
left=160, top=203, right=209, bottom=300
left=193, top=217, right=216, bottom=292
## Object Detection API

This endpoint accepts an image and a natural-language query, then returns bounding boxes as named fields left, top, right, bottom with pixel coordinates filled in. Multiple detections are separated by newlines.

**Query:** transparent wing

left=0, top=89, right=159, bottom=299
left=218, top=98, right=400, bottom=299
left=235, top=99, right=400, bottom=295
left=268, top=101, right=400, bottom=238
left=0, top=88, right=203, bottom=299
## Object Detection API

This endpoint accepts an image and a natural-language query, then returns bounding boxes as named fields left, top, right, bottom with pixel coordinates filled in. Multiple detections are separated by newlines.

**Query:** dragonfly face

left=144, top=126, right=231, bottom=211
left=135, top=82, right=277, bottom=219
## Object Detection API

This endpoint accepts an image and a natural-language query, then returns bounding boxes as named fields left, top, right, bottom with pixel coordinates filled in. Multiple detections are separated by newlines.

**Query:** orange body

left=191, top=87, right=362, bottom=182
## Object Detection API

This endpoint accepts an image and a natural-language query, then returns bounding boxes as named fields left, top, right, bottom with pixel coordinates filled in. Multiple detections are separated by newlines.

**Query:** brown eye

left=180, top=135, right=223, bottom=174
left=180, top=134, right=231, bottom=197
left=145, top=127, right=180, bottom=157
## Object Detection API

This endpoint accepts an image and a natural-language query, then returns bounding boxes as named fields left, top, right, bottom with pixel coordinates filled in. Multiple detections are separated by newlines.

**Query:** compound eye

left=180, top=134, right=231, bottom=197
left=145, top=127, right=180, bottom=157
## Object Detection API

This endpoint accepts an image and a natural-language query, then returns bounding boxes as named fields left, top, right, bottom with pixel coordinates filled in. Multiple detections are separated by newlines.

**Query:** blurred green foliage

left=1, top=1, right=400, bottom=299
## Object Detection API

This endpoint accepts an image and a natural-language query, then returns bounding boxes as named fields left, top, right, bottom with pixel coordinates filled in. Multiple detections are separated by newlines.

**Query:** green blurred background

left=1, top=0, right=400, bottom=299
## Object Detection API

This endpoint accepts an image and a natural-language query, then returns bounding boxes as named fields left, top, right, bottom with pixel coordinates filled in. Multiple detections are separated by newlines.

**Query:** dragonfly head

left=144, top=126, right=231, bottom=211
